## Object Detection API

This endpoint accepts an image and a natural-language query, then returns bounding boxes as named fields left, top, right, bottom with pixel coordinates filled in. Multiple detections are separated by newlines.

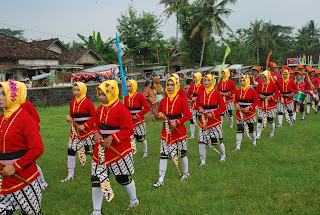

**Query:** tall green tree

left=117, top=6, right=163, bottom=65
left=159, top=0, right=189, bottom=48
left=190, top=0, right=237, bottom=67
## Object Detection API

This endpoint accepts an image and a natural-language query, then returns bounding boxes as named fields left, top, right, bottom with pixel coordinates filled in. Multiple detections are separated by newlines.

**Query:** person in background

left=144, top=80, right=158, bottom=124
left=154, top=77, right=164, bottom=107
left=26, top=78, right=33, bottom=88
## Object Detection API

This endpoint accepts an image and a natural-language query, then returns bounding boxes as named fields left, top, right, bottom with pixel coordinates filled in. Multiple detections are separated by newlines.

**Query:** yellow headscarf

left=0, top=80, right=25, bottom=119
left=282, top=70, right=290, bottom=82
left=204, top=74, right=216, bottom=94
left=193, top=72, right=202, bottom=86
left=171, top=73, right=180, bottom=88
left=261, top=70, right=270, bottom=84
left=97, top=80, right=119, bottom=107
left=239, top=75, right=250, bottom=90
left=166, top=77, right=179, bottom=101
left=73, top=82, right=87, bottom=102
left=222, top=69, right=230, bottom=81
left=127, top=80, right=137, bottom=97
left=16, top=81, right=27, bottom=104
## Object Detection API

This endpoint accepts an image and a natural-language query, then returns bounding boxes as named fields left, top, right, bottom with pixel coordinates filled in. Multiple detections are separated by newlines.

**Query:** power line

left=0, top=22, right=81, bottom=41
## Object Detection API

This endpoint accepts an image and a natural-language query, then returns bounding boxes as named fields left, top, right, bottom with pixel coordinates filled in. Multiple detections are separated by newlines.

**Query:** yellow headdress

left=97, top=80, right=119, bottom=107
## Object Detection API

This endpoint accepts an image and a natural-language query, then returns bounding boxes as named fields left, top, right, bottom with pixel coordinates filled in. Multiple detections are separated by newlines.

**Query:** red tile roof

left=0, top=34, right=62, bottom=60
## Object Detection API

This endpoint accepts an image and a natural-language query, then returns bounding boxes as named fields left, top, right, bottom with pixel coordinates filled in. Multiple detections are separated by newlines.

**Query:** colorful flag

left=115, top=33, right=128, bottom=96
left=218, top=45, right=231, bottom=83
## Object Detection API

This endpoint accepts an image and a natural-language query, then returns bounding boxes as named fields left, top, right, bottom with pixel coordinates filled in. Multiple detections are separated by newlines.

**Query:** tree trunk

left=199, top=38, right=206, bottom=68
left=256, top=43, right=259, bottom=65
left=176, top=14, right=179, bottom=48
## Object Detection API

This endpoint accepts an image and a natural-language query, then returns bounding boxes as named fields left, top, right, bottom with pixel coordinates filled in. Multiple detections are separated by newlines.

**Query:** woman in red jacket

left=17, top=82, right=48, bottom=190
left=277, top=67, right=298, bottom=127
left=293, top=71, right=308, bottom=121
left=91, top=81, right=139, bottom=214
left=124, top=80, right=150, bottom=157
left=250, top=66, right=262, bottom=88
left=186, top=72, right=204, bottom=138
left=0, top=80, right=44, bottom=214
left=197, top=74, right=227, bottom=165
left=305, top=66, right=319, bottom=114
left=234, top=75, right=259, bottom=151
left=61, top=82, right=97, bottom=182
left=153, top=77, right=192, bottom=188
left=256, top=71, right=280, bottom=139
left=217, top=69, right=237, bottom=128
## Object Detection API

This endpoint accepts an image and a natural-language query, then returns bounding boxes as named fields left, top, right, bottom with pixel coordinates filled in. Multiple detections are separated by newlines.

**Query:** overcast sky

left=1, top=0, right=320, bottom=43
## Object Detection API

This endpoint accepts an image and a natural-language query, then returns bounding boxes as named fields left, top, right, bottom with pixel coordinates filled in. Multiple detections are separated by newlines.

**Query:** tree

left=190, top=0, right=237, bottom=67
left=0, top=28, right=26, bottom=41
left=117, top=6, right=163, bottom=65
left=295, top=20, right=320, bottom=51
left=159, top=0, right=189, bottom=48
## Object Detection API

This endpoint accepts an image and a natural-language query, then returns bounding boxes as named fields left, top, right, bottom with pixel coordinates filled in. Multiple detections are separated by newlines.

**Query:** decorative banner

left=218, top=45, right=231, bottom=83
left=265, top=51, right=272, bottom=70
left=116, top=33, right=128, bottom=96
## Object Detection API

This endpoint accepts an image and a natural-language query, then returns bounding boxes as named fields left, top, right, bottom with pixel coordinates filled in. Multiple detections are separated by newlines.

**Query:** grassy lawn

left=35, top=103, right=320, bottom=215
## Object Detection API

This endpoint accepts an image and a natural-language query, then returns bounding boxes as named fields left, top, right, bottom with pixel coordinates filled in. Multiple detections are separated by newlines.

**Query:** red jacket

left=93, top=100, right=134, bottom=167
left=305, top=77, right=319, bottom=95
left=0, top=108, right=44, bottom=194
left=186, top=84, right=205, bottom=110
left=196, top=90, right=227, bottom=129
left=270, top=72, right=281, bottom=85
left=256, top=81, right=280, bottom=110
left=217, top=79, right=237, bottom=104
left=21, top=100, right=40, bottom=130
left=295, top=81, right=307, bottom=93
left=250, top=76, right=262, bottom=85
left=277, top=79, right=298, bottom=105
left=234, top=88, right=258, bottom=121
left=159, top=95, right=192, bottom=145
left=69, top=97, right=97, bottom=140
left=124, top=92, right=150, bottom=127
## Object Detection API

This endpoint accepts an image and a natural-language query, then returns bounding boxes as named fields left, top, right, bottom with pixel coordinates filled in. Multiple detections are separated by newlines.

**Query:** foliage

left=0, top=28, right=26, bottom=41
left=117, top=6, right=163, bottom=65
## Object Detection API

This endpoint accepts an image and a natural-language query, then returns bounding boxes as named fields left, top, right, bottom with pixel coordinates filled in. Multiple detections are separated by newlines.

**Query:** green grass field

left=35, top=103, right=320, bottom=215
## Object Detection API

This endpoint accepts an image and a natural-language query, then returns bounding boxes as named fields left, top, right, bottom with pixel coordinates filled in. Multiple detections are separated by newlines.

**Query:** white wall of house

left=18, top=59, right=59, bottom=65
left=48, top=43, right=63, bottom=54
left=78, top=52, right=100, bottom=64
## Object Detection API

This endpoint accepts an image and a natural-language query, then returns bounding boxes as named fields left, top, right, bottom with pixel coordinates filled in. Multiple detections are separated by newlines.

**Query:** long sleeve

left=211, top=92, right=226, bottom=117
left=228, top=80, right=237, bottom=96
left=250, top=90, right=259, bottom=110
left=186, top=85, right=193, bottom=100
left=176, top=98, right=192, bottom=126
left=112, top=107, right=134, bottom=144
left=84, top=99, right=97, bottom=129
left=292, top=82, right=298, bottom=95
left=25, top=100, right=40, bottom=125
left=13, top=114, right=44, bottom=172
left=271, top=83, right=280, bottom=100
left=135, top=95, right=150, bottom=119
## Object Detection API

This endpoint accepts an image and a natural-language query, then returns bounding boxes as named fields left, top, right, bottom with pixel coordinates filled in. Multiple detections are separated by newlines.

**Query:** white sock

left=270, top=123, right=275, bottom=136
left=67, top=155, right=76, bottom=177
left=190, top=124, right=195, bottom=136
left=181, top=156, right=188, bottom=174
left=92, top=187, right=103, bottom=213
left=123, top=180, right=138, bottom=201
left=229, top=117, right=233, bottom=128
left=236, top=133, right=243, bottom=149
left=199, top=143, right=206, bottom=163
left=301, top=112, right=305, bottom=119
left=218, top=143, right=226, bottom=157
left=307, top=105, right=310, bottom=114
left=221, top=116, right=224, bottom=124
left=278, top=114, right=283, bottom=125
left=256, top=122, right=262, bottom=136
left=159, top=159, right=168, bottom=182
left=37, top=165, right=47, bottom=185
left=251, top=132, right=256, bottom=145
left=293, top=112, right=297, bottom=121
left=141, top=140, right=148, bottom=153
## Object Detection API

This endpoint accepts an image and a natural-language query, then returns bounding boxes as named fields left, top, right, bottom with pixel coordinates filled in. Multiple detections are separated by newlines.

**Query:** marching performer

left=17, top=82, right=48, bottom=190
left=234, top=75, right=259, bottom=151
left=277, top=66, right=298, bottom=127
left=293, top=71, right=308, bottom=121
left=186, top=72, right=204, bottom=138
left=305, top=66, right=319, bottom=114
left=256, top=70, right=280, bottom=138
left=316, top=70, right=320, bottom=110
left=0, top=80, right=44, bottom=214
left=170, top=73, right=187, bottom=100
left=217, top=69, right=237, bottom=128
left=197, top=74, right=227, bottom=165
left=61, top=82, right=96, bottom=182
left=250, top=66, right=262, bottom=88
left=269, top=62, right=280, bottom=84
left=91, top=81, right=139, bottom=214
left=124, top=80, right=150, bottom=157
left=153, top=77, right=192, bottom=188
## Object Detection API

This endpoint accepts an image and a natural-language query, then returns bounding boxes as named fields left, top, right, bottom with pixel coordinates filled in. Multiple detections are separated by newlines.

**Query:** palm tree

left=305, top=20, right=320, bottom=38
left=190, top=0, right=237, bottom=67
left=160, top=0, right=189, bottom=48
